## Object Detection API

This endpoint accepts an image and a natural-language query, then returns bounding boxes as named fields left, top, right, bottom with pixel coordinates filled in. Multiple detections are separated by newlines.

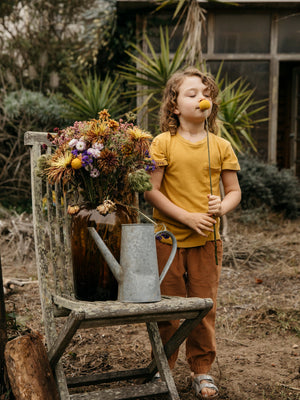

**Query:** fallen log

left=5, top=332, right=59, bottom=400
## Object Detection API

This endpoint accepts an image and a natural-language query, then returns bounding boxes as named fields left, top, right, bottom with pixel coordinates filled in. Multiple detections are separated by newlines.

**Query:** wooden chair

left=25, top=131, right=213, bottom=400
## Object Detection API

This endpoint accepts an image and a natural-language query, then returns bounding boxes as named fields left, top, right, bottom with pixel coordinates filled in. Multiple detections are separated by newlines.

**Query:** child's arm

left=208, top=170, right=241, bottom=217
left=144, top=167, right=216, bottom=237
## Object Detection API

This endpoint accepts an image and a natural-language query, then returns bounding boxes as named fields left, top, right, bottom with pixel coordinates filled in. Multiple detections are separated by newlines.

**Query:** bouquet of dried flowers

left=37, top=110, right=156, bottom=214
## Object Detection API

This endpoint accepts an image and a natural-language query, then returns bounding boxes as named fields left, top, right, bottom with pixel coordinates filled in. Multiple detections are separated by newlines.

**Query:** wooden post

left=0, top=253, right=9, bottom=396
left=5, top=332, right=60, bottom=400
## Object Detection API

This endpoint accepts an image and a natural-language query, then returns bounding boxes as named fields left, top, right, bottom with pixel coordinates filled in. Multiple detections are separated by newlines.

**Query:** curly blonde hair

left=160, top=67, right=219, bottom=135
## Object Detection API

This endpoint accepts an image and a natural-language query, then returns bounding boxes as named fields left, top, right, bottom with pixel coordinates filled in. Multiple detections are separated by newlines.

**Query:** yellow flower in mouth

left=128, top=127, right=153, bottom=140
left=71, top=157, right=82, bottom=170
left=199, top=99, right=211, bottom=111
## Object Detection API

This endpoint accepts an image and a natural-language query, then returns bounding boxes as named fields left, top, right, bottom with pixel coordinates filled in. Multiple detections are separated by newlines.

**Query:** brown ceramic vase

left=70, top=204, right=136, bottom=301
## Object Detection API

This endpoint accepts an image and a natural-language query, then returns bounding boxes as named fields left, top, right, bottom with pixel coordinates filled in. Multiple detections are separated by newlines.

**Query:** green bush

left=238, top=155, right=300, bottom=219
left=3, top=90, right=70, bottom=129
left=0, top=90, right=70, bottom=210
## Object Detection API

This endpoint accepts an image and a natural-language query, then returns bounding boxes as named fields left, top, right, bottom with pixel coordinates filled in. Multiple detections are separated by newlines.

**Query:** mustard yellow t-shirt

left=150, top=131, right=240, bottom=247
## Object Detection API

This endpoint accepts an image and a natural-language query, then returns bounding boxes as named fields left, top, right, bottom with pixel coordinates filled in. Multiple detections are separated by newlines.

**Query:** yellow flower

left=46, top=150, right=73, bottom=183
left=86, top=121, right=110, bottom=141
left=199, top=99, right=211, bottom=111
left=128, top=127, right=152, bottom=141
left=71, top=157, right=82, bottom=170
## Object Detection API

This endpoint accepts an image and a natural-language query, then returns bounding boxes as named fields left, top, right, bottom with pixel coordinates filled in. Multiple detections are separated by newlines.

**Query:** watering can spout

left=88, top=227, right=123, bottom=283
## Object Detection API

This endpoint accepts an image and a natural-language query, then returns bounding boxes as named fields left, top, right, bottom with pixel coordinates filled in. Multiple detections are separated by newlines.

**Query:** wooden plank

left=78, top=312, right=198, bottom=328
left=54, top=363, right=71, bottom=400
left=70, top=381, right=168, bottom=400
left=53, top=295, right=212, bottom=317
left=147, top=307, right=212, bottom=376
left=24, top=131, right=52, bottom=146
left=147, top=322, right=180, bottom=400
left=48, top=311, right=85, bottom=369
left=67, top=367, right=150, bottom=388
left=268, top=12, right=279, bottom=164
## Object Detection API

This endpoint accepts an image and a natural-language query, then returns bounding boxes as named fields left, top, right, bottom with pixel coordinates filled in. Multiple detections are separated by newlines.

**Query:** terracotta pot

left=70, top=204, right=136, bottom=301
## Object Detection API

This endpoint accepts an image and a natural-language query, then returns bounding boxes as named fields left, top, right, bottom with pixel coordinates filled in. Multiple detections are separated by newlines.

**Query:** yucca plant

left=121, top=25, right=266, bottom=152
left=120, top=26, right=188, bottom=121
left=65, top=73, right=124, bottom=121
left=218, top=75, right=268, bottom=153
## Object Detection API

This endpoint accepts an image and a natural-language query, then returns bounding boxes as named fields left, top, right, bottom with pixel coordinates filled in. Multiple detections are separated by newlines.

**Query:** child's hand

left=208, top=194, right=222, bottom=217
left=185, top=213, right=216, bottom=236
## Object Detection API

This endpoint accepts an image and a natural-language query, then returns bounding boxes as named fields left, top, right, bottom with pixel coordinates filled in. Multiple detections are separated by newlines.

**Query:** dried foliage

left=0, top=0, right=117, bottom=93
left=0, top=206, right=34, bottom=269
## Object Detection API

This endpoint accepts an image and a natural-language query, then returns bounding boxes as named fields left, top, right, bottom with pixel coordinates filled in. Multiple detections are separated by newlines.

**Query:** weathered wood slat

left=147, top=322, right=180, bottom=400
left=24, top=131, right=53, bottom=146
left=48, top=311, right=85, bottom=369
left=69, top=381, right=169, bottom=400
left=67, top=367, right=150, bottom=388
left=147, top=307, right=212, bottom=377
left=53, top=295, right=213, bottom=318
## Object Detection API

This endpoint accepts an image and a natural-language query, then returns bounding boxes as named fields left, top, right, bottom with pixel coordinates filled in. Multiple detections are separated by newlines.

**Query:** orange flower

left=97, top=149, right=119, bottom=173
left=98, top=109, right=110, bottom=121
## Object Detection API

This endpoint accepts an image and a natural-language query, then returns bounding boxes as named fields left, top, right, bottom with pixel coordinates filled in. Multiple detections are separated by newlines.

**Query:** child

left=144, top=67, right=241, bottom=399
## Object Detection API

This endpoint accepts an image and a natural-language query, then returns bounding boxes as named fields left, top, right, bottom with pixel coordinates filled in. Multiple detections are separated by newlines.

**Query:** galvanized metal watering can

left=88, top=224, right=177, bottom=303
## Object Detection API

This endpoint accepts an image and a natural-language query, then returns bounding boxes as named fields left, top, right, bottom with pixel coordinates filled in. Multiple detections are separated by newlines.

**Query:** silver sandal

left=192, top=374, right=219, bottom=399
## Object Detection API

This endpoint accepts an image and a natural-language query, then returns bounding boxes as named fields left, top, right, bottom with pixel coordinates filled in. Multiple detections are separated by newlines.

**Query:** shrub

left=238, top=154, right=300, bottom=219
left=3, top=90, right=70, bottom=129
left=0, top=90, right=70, bottom=209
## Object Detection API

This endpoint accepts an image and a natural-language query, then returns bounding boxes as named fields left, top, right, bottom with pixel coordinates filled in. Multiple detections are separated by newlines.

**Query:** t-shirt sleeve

left=222, top=142, right=241, bottom=171
left=149, top=134, right=169, bottom=167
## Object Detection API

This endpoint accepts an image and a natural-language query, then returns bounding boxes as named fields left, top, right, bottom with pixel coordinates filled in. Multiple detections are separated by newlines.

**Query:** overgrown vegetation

left=65, top=73, right=125, bottom=121
left=0, top=0, right=299, bottom=220
left=0, top=90, right=70, bottom=209
left=238, top=154, right=300, bottom=219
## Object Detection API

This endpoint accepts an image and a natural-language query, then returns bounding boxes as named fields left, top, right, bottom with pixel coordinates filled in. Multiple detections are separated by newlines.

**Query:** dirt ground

left=1, top=208, right=300, bottom=400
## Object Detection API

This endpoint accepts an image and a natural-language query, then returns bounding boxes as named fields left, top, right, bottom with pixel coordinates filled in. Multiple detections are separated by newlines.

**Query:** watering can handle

left=155, top=230, right=177, bottom=285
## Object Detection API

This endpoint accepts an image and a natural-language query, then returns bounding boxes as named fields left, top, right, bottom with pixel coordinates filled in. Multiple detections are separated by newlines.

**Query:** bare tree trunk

left=0, top=253, right=10, bottom=396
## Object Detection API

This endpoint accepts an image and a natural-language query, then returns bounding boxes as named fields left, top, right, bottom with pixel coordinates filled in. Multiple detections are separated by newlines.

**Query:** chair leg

left=146, top=322, right=180, bottom=400
left=54, top=362, right=70, bottom=400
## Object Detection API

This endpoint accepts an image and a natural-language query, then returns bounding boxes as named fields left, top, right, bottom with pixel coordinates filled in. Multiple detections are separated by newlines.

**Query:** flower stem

left=206, top=119, right=218, bottom=265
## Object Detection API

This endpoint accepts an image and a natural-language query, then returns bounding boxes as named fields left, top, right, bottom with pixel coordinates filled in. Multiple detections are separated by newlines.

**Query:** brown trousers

left=156, top=239, right=223, bottom=374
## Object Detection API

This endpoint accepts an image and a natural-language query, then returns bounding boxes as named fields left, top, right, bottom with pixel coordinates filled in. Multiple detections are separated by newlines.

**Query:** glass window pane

left=214, top=13, right=271, bottom=53
left=147, top=14, right=207, bottom=54
left=278, top=14, right=300, bottom=53
left=208, top=61, right=269, bottom=160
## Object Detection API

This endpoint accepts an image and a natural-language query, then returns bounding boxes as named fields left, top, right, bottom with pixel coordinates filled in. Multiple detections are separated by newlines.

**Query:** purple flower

left=81, top=152, right=93, bottom=167
left=146, top=160, right=156, bottom=172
